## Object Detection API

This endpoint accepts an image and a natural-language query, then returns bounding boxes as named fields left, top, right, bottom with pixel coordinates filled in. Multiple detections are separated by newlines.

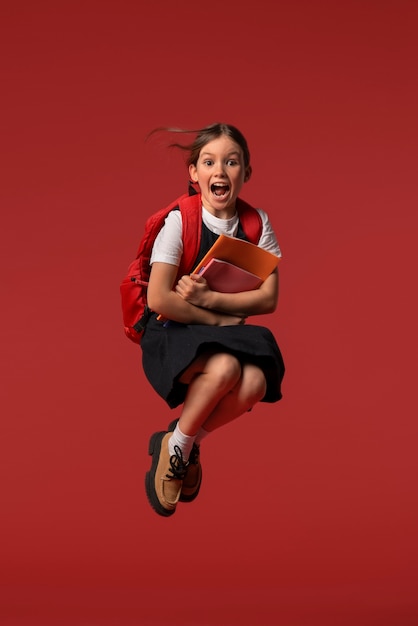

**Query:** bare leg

left=178, top=352, right=266, bottom=436
left=202, top=362, right=267, bottom=432
left=177, top=352, right=242, bottom=436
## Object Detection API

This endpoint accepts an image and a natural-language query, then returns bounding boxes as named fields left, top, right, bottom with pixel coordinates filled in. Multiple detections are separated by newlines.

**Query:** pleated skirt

left=140, top=314, right=285, bottom=409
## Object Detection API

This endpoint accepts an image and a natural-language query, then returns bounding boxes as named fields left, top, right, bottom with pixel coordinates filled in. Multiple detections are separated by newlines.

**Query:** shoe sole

left=145, top=431, right=176, bottom=517
left=167, top=419, right=202, bottom=503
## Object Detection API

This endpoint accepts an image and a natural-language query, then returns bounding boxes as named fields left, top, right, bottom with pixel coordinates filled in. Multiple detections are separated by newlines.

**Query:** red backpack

left=120, top=190, right=262, bottom=344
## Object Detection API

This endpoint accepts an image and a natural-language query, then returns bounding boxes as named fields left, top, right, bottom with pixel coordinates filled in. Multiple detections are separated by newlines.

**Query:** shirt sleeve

left=256, top=209, right=282, bottom=258
left=150, top=210, right=183, bottom=266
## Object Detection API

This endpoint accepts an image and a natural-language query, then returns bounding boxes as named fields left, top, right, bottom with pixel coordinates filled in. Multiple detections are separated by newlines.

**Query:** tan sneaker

left=145, top=431, right=187, bottom=517
left=168, top=420, right=202, bottom=503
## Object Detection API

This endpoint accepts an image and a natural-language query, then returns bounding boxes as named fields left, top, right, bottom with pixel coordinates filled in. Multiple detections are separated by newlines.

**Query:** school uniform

left=141, top=205, right=285, bottom=408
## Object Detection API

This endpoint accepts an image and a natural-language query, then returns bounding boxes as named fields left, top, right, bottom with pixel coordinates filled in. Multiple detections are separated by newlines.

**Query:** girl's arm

left=175, top=268, right=279, bottom=317
left=147, top=261, right=245, bottom=326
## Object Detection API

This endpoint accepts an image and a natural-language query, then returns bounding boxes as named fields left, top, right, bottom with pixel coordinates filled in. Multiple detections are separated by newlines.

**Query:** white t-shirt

left=150, top=205, right=281, bottom=266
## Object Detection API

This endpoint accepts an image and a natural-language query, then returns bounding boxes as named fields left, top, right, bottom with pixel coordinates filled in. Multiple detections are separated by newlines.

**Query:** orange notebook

left=193, top=234, right=280, bottom=281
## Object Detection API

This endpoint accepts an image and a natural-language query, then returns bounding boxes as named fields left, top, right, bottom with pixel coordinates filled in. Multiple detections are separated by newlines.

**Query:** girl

left=142, top=123, right=285, bottom=516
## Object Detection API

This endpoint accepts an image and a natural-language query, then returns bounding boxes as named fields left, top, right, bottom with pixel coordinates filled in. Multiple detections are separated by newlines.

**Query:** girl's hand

left=175, top=274, right=211, bottom=308
left=175, top=274, right=246, bottom=325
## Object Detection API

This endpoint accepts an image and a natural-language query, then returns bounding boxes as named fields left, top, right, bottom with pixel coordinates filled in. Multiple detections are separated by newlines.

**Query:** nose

left=213, top=161, right=227, bottom=177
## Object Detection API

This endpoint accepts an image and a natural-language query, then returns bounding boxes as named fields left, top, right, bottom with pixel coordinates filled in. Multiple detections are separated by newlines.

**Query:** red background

left=1, top=1, right=417, bottom=625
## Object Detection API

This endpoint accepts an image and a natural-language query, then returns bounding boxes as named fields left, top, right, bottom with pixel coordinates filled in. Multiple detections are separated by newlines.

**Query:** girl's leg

left=177, top=351, right=243, bottom=436
left=172, top=361, right=266, bottom=505
left=145, top=353, right=266, bottom=516
left=201, top=362, right=267, bottom=432
left=145, top=351, right=243, bottom=515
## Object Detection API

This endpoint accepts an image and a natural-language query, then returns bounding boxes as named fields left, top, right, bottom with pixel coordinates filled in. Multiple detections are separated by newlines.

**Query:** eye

left=203, top=159, right=213, bottom=166
left=226, top=159, right=238, bottom=166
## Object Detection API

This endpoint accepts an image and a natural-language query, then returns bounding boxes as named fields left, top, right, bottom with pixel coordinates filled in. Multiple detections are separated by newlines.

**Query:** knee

left=208, top=353, right=242, bottom=390
left=242, top=365, right=267, bottom=406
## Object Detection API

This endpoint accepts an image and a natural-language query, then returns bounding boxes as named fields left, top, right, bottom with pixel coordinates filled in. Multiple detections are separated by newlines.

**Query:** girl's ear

left=244, top=165, right=252, bottom=183
left=189, top=164, right=198, bottom=183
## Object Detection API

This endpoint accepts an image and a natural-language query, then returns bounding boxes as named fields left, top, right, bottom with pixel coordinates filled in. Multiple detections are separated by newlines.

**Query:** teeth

left=211, top=183, right=229, bottom=198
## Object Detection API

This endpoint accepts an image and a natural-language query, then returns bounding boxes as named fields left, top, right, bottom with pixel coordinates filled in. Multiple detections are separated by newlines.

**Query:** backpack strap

left=236, top=198, right=263, bottom=244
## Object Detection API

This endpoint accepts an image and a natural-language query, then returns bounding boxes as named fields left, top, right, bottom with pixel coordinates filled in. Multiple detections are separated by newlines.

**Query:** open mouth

left=211, top=183, right=230, bottom=197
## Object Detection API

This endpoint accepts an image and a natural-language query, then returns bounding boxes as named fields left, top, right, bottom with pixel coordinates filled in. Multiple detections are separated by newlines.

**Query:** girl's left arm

left=175, top=268, right=279, bottom=317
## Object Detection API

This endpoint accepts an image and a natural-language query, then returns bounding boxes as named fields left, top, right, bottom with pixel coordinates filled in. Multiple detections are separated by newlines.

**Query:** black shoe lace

left=166, top=445, right=188, bottom=480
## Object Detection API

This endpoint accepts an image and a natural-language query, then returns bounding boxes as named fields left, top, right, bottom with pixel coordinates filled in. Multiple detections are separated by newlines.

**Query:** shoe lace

left=166, top=445, right=188, bottom=480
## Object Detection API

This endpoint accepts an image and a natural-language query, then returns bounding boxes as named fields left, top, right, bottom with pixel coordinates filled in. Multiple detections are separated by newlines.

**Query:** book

left=193, top=234, right=280, bottom=282
left=157, top=234, right=280, bottom=322
left=197, top=258, right=263, bottom=293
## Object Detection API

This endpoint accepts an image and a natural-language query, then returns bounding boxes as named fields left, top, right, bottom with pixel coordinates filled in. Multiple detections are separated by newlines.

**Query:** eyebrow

left=200, top=151, right=241, bottom=158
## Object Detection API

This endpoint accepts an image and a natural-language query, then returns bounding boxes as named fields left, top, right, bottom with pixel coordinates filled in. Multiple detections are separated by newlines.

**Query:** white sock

left=195, top=426, right=210, bottom=446
left=168, top=424, right=196, bottom=462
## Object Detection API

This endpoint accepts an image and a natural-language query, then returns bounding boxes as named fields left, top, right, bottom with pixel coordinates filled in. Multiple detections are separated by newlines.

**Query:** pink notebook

left=198, top=258, right=263, bottom=293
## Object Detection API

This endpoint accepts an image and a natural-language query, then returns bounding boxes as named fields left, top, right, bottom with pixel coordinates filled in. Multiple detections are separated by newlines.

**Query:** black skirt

left=141, top=314, right=285, bottom=408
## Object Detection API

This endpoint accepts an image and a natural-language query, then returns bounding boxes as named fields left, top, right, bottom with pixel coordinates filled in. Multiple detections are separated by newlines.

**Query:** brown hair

left=147, top=123, right=251, bottom=169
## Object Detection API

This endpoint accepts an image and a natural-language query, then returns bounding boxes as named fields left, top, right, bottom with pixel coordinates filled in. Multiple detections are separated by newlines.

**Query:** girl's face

left=189, top=135, right=251, bottom=219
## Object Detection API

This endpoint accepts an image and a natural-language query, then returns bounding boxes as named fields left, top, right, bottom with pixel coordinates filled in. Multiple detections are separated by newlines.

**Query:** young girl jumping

left=141, top=123, right=285, bottom=516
